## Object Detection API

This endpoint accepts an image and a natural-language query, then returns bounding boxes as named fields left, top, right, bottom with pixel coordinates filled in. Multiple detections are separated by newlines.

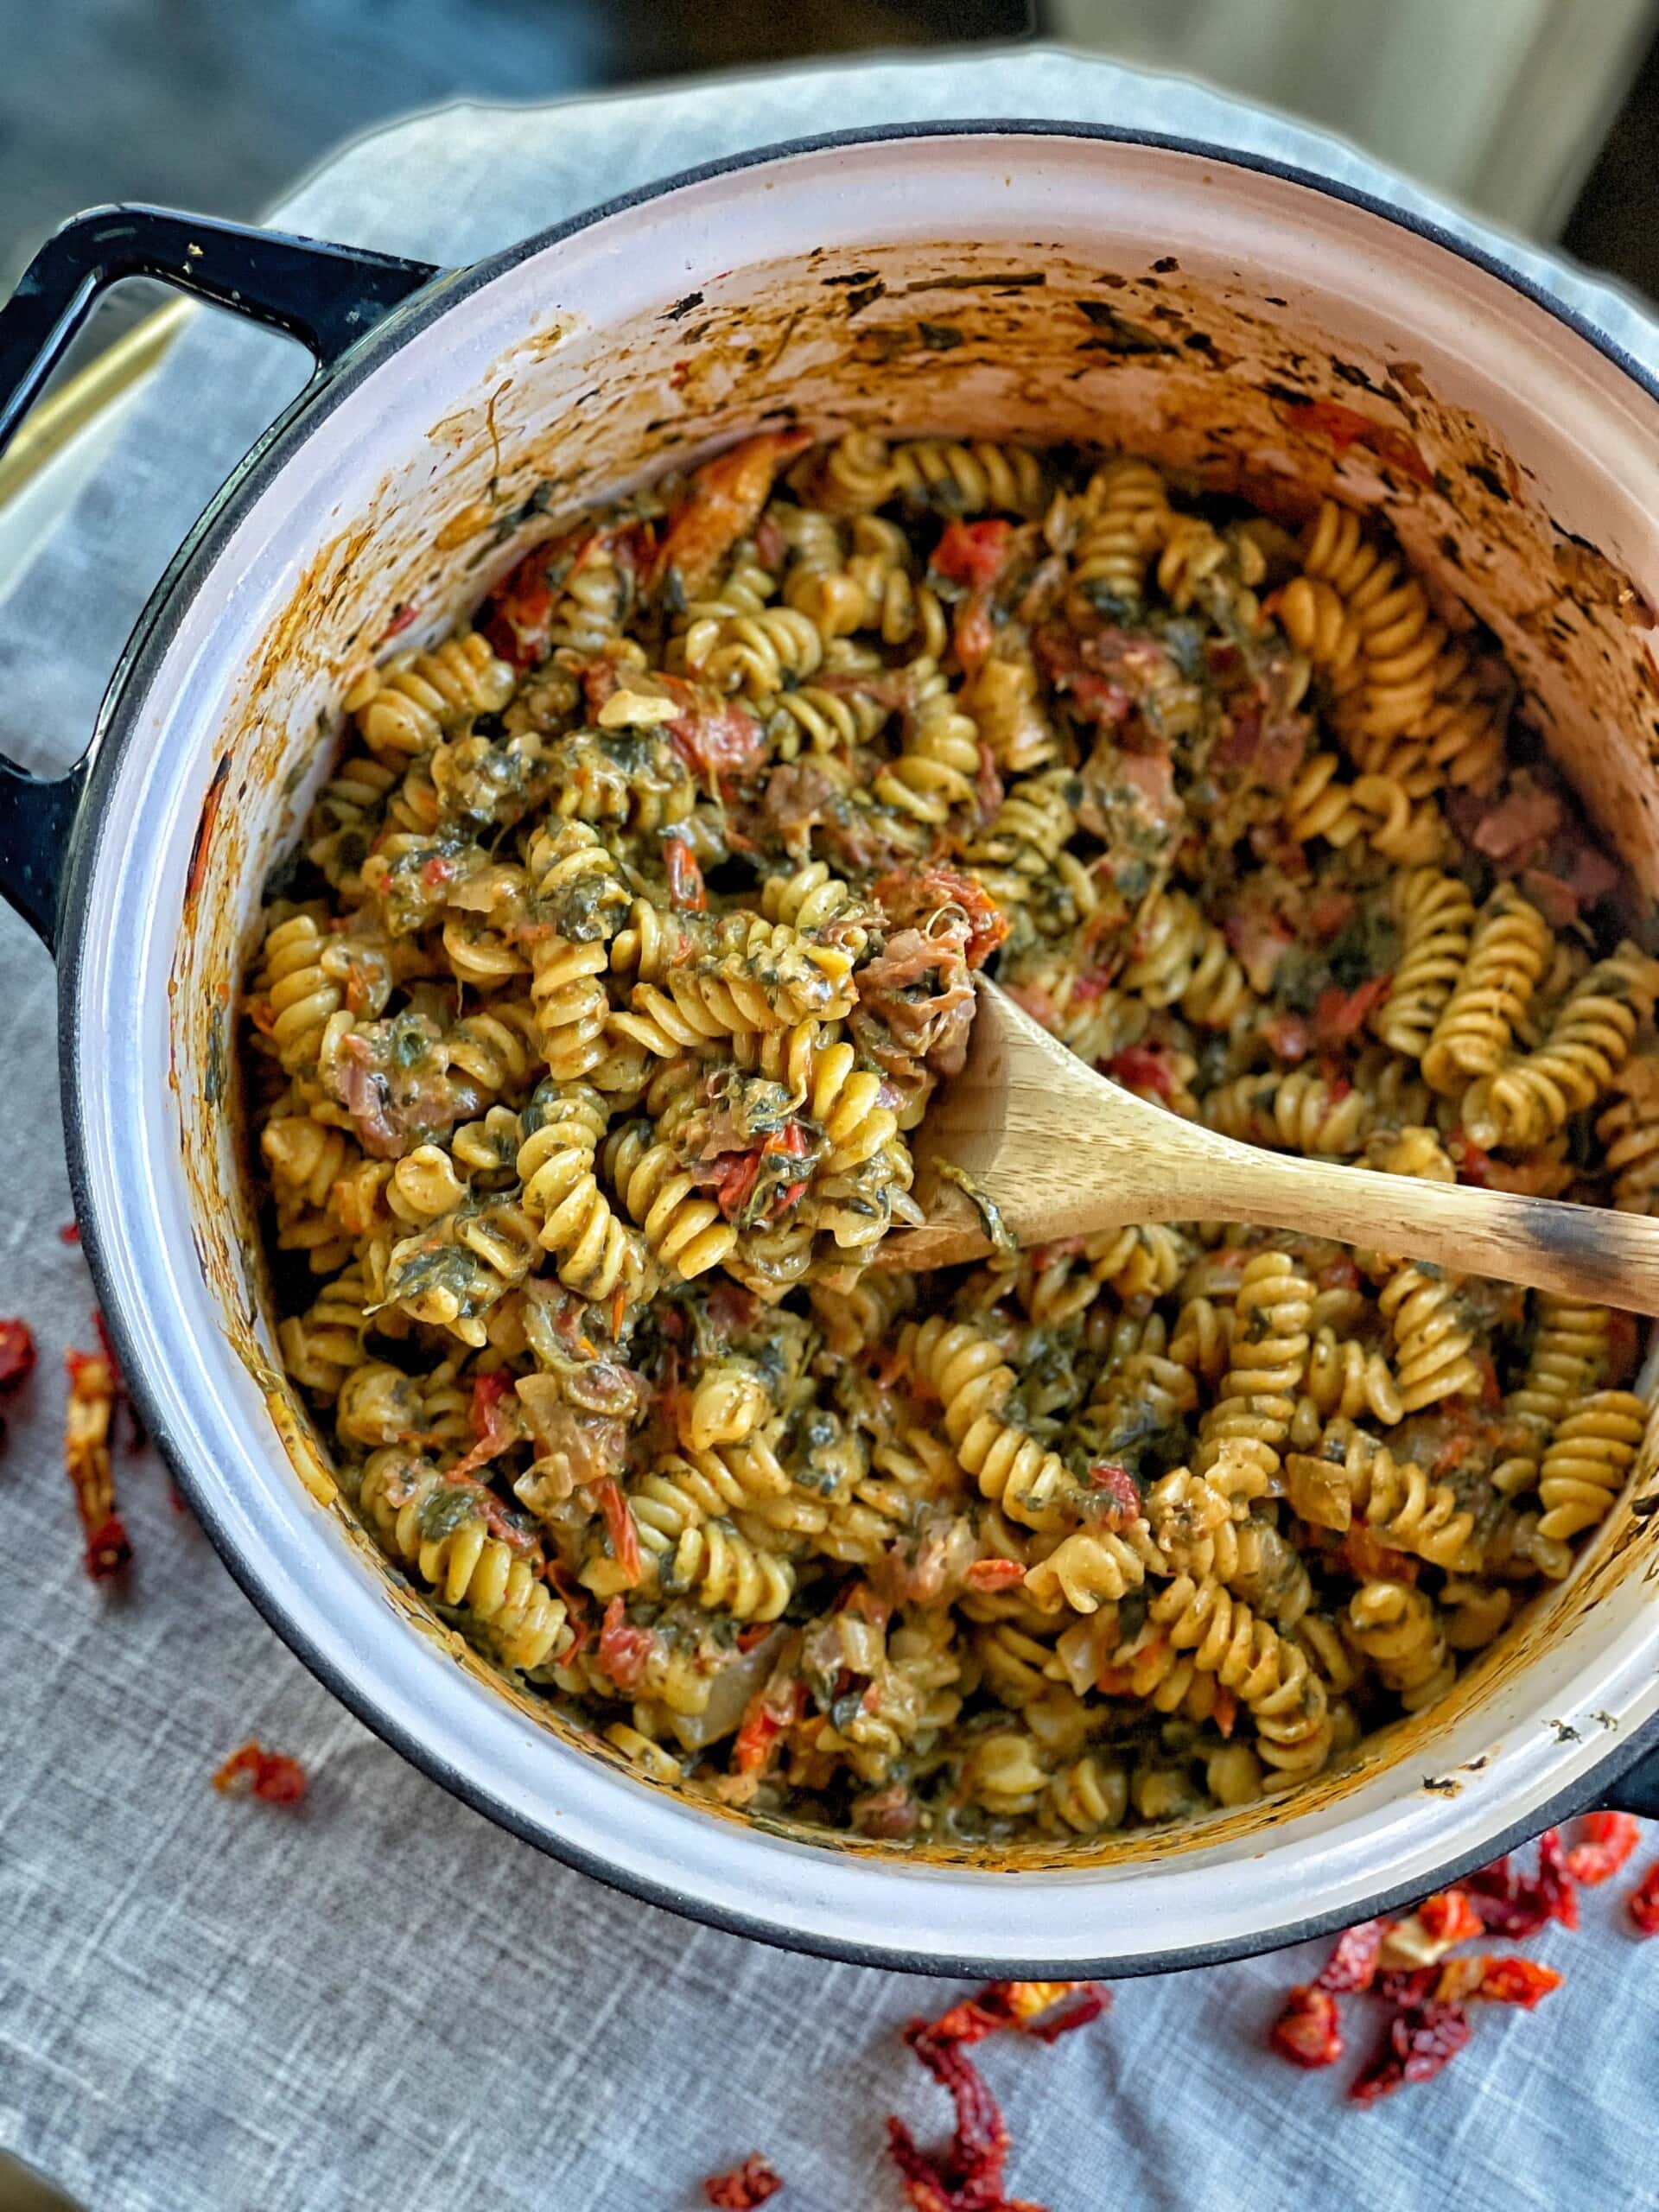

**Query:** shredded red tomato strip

left=594, top=1478, right=643, bottom=1587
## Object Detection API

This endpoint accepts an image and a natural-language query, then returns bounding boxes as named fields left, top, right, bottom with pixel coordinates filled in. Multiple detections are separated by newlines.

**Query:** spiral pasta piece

left=1378, top=1263, right=1481, bottom=1411
left=1022, top=1522, right=1162, bottom=1614
left=1122, top=891, right=1249, bottom=1030
left=1065, top=455, right=1171, bottom=617
left=1284, top=753, right=1441, bottom=862
left=442, top=1003, right=544, bottom=1105
left=346, top=632, right=515, bottom=760
left=1042, top=1754, right=1130, bottom=1834
left=1371, top=868, right=1476, bottom=1062
left=1274, top=575, right=1359, bottom=684
left=887, top=437, right=1046, bottom=518
left=1305, top=1326, right=1403, bottom=1427
left=1147, top=1466, right=1312, bottom=1624
left=307, top=752, right=398, bottom=894
left=1192, top=1252, right=1313, bottom=1506
left=684, top=607, right=823, bottom=697
left=604, top=1118, right=736, bottom=1281
left=1345, top=1581, right=1453, bottom=1711
left=516, top=1082, right=640, bottom=1300
left=874, top=659, right=981, bottom=823
left=664, top=1519, right=793, bottom=1619
left=962, top=650, right=1058, bottom=772
left=1304, top=1422, right=1478, bottom=1568
left=278, top=1268, right=369, bottom=1399
left=523, top=823, right=631, bottom=1083
left=1462, top=944, right=1659, bottom=1148
left=1598, top=1057, right=1659, bottom=1213
left=253, top=912, right=344, bottom=1076
left=359, top=1450, right=568, bottom=1669
left=903, top=1318, right=1074, bottom=1532
left=1203, top=1070, right=1371, bottom=1156
left=1504, top=1295, right=1611, bottom=1483
left=1147, top=1573, right=1332, bottom=1786
left=1535, top=1390, right=1648, bottom=1548
left=1421, top=885, right=1552, bottom=1095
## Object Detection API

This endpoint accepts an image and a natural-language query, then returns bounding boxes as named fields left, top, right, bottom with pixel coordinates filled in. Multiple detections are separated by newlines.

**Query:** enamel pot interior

left=67, top=126, right=1659, bottom=1975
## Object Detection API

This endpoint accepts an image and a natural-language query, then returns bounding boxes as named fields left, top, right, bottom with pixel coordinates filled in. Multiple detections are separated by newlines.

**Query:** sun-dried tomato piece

left=1535, top=1827, right=1579, bottom=1931
left=933, top=518, right=1014, bottom=592
left=1413, top=1889, right=1484, bottom=1953
left=665, top=835, right=707, bottom=912
left=702, top=2152, right=783, bottom=2208
left=0, top=1318, right=36, bottom=1390
left=733, top=1674, right=805, bottom=1777
left=444, top=1370, right=520, bottom=1482
left=596, top=1596, right=656, bottom=1692
left=1271, top=1986, right=1344, bottom=2069
left=964, top=1558, right=1026, bottom=1594
left=1565, top=1811, right=1643, bottom=1886
left=213, top=1740, right=308, bottom=1805
left=1350, top=1999, right=1471, bottom=2104
left=1375, top=1968, right=1436, bottom=2010
left=64, top=1349, right=130, bottom=1581
left=1312, top=976, right=1391, bottom=1049
left=593, top=1477, right=643, bottom=1588
left=1455, top=1956, right=1562, bottom=2009
left=1086, top=1462, right=1141, bottom=1529
left=1002, top=1982, right=1108, bottom=2044
left=1375, top=1896, right=1475, bottom=1972
left=887, top=2024, right=1013, bottom=2212
left=1316, top=1919, right=1390, bottom=1993
left=1629, top=1862, right=1659, bottom=1936
left=920, top=1980, right=1107, bottom=2051
left=1107, top=1045, right=1176, bottom=1099
left=654, top=429, right=811, bottom=601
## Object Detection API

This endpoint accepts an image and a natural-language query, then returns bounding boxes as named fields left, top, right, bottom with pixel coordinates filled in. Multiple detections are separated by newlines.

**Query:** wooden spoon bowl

left=876, top=976, right=1659, bottom=1313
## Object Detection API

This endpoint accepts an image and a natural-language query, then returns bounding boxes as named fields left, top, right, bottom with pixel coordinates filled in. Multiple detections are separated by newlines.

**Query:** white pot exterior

left=62, top=126, right=1659, bottom=1973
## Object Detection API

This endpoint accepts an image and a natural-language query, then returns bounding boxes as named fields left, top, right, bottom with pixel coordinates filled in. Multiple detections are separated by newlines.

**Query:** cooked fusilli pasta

left=247, top=434, right=1651, bottom=1847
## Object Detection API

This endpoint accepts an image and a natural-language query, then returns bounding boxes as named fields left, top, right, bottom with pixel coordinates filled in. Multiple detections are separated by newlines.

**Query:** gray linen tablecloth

left=3, top=48, right=1657, bottom=2212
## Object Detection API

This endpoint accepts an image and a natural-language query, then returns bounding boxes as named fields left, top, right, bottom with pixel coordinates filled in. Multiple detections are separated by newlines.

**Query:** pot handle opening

left=0, top=203, right=441, bottom=950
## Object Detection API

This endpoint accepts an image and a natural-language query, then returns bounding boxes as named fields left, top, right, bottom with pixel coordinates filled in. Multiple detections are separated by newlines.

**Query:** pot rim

left=57, top=116, right=1659, bottom=1976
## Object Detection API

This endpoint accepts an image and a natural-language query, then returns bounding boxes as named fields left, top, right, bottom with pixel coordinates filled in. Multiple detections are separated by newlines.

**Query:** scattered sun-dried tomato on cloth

left=885, top=1980, right=1108, bottom=2210
left=1264, top=1825, right=1652, bottom=2103
left=701, top=2152, right=784, bottom=2208
left=63, top=1347, right=130, bottom=1581
left=0, top=1315, right=38, bottom=1390
left=213, top=1741, right=308, bottom=1805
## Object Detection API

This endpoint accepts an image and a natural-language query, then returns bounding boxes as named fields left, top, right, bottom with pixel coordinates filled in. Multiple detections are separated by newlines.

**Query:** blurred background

left=7, top=0, right=1659, bottom=312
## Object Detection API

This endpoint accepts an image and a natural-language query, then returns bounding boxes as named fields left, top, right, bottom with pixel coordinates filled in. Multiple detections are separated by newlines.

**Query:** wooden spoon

left=876, top=976, right=1659, bottom=1313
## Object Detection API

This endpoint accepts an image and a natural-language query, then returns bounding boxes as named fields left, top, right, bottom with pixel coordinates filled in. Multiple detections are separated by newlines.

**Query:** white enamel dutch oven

left=4, top=126, right=1659, bottom=1977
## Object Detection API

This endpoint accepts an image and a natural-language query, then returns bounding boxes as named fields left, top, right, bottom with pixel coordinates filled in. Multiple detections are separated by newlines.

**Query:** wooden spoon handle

left=1143, top=1141, right=1659, bottom=1313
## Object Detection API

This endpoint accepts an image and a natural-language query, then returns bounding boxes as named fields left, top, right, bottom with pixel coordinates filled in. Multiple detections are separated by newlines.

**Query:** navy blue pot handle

left=0, top=203, right=440, bottom=950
